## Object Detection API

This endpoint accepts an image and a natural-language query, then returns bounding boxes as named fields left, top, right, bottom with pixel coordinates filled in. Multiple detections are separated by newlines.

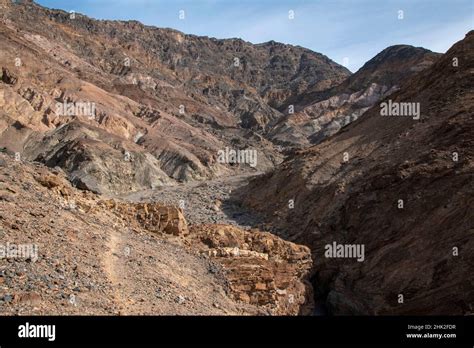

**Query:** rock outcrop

left=101, top=200, right=189, bottom=236
left=190, top=224, right=314, bottom=315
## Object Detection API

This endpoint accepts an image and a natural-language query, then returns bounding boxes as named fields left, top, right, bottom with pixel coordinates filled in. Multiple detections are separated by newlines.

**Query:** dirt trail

left=103, top=229, right=129, bottom=314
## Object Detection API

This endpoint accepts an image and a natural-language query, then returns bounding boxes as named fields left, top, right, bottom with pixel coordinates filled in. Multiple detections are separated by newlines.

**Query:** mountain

left=0, top=1, right=441, bottom=195
left=239, top=31, right=474, bottom=314
left=270, top=45, right=441, bottom=147
left=0, top=0, right=350, bottom=194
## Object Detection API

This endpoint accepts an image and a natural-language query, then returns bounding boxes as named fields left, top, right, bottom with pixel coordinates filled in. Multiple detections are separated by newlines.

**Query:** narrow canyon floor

left=119, top=173, right=269, bottom=230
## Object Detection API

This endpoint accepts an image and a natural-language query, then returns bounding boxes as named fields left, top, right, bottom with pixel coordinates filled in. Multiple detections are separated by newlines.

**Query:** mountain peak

left=368, top=44, right=436, bottom=65
left=343, top=44, right=441, bottom=92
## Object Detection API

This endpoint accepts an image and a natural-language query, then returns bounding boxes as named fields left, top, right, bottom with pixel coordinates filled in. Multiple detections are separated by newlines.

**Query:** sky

left=36, top=0, right=473, bottom=72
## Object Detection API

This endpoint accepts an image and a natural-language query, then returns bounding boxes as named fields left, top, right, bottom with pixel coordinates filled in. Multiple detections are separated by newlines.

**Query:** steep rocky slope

left=271, top=46, right=441, bottom=146
left=0, top=0, right=350, bottom=194
left=239, top=31, right=474, bottom=314
left=0, top=152, right=313, bottom=315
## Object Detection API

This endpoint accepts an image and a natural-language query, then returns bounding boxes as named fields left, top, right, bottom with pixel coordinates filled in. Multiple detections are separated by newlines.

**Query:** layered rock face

left=190, top=224, right=313, bottom=315
left=271, top=45, right=441, bottom=147
left=240, top=32, right=474, bottom=315
left=0, top=0, right=351, bottom=194
left=100, top=201, right=189, bottom=236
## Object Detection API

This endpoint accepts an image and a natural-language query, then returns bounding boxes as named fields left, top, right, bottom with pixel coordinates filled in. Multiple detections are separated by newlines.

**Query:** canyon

left=0, top=0, right=472, bottom=316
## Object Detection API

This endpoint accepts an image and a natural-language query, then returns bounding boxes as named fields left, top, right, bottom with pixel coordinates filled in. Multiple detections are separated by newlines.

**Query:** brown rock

left=35, top=174, right=63, bottom=189
left=0, top=67, right=17, bottom=85
left=14, top=292, right=42, bottom=306
left=105, top=200, right=189, bottom=236
left=190, top=224, right=314, bottom=315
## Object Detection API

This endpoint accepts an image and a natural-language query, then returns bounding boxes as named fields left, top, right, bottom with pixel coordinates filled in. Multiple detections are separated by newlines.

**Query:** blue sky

left=36, top=0, right=473, bottom=72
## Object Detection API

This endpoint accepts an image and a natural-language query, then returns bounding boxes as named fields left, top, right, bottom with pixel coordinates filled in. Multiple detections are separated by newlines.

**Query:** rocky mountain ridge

left=1, top=0, right=469, bottom=317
